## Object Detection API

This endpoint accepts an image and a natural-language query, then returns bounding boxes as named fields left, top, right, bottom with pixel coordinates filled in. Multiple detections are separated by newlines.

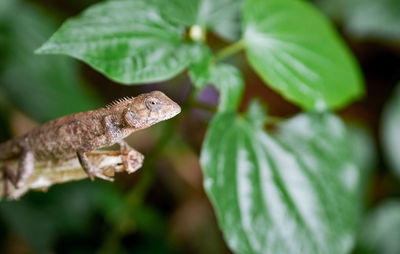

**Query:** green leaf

left=201, top=109, right=365, bottom=254
left=155, top=0, right=199, bottom=27
left=157, top=0, right=245, bottom=41
left=357, top=200, right=400, bottom=254
left=382, top=85, right=400, bottom=179
left=345, top=0, right=400, bottom=41
left=0, top=0, right=100, bottom=122
left=210, top=64, right=243, bottom=112
left=36, top=0, right=195, bottom=84
left=188, top=44, right=243, bottom=112
left=242, top=0, right=364, bottom=110
left=0, top=201, right=56, bottom=252
left=244, top=99, right=267, bottom=128
left=188, top=45, right=213, bottom=89
left=190, top=62, right=243, bottom=112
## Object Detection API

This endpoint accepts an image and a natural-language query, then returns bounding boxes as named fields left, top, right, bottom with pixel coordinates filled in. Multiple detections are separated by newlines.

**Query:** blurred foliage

left=382, top=84, right=400, bottom=179
left=345, top=0, right=400, bottom=41
left=316, top=0, right=400, bottom=41
left=356, top=200, right=400, bottom=254
left=0, top=90, right=11, bottom=141
left=0, top=0, right=101, bottom=122
left=0, top=0, right=399, bottom=254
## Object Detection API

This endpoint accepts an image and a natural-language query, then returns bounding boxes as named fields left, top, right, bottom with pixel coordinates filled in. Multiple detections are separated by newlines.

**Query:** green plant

left=32, top=0, right=376, bottom=253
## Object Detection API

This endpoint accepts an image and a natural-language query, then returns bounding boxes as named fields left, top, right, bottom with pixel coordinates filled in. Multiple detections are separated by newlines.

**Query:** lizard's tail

left=0, top=139, right=20, bottom=161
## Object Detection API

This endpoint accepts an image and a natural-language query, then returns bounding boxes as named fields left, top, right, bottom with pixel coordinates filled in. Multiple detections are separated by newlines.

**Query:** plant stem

left=213, top=40, right=246, bottom=62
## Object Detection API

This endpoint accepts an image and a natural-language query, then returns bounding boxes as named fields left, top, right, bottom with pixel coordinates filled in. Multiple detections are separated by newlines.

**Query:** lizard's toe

left=87, top=169, right=114, bottom=182
left=86, top=170, right=95, bottom=181
left=123, top=150, right=144, bottom=174
left=94, top=172, right=114, bottom=182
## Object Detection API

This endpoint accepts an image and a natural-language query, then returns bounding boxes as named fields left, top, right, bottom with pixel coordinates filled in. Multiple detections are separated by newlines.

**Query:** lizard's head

left=124, top=91, right=181, bottom=129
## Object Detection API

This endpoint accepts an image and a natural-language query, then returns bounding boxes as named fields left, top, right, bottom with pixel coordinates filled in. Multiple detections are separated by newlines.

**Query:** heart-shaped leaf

left=36, top=0, right=194, bottom=84
left=243, top=0, right=364, bottom=110
left=201, top=107, right=368, bottom=253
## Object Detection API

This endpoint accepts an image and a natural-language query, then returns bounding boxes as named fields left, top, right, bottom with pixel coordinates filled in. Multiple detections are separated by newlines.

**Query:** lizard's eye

left=145, top=97, right=161, bottom=111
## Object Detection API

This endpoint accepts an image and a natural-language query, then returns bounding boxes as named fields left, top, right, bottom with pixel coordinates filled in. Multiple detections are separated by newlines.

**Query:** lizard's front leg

left=104, top=116, right=137, bottom=172
left=2, top=164, right=18, bottom=187
left=117, top=140, right=131, bottom=151
left=116, top=140, right=144, bottom=173
left=2, top=164, right=18, bottom=198
left=2, top=145, right=35, bottom=197
left=77, top=149, right=114, bottom=182
left=15, top=146, right=34, bottom=188
left=75, top=115, right=121, bottom=182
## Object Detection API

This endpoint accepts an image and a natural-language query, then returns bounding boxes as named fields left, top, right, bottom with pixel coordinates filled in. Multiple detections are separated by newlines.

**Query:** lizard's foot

left=87, top=168, right=115, bottom=182
left=124, top=150, right=144, bottom=174
left=117, top=141, right=144, bottom=173
left=77, top=149, right=114, bottom=182
left=117, top=140, right=132, bottom=151
left=15, top=144, right=34, bottom=189
left=2, top=165, right=17, bottom=199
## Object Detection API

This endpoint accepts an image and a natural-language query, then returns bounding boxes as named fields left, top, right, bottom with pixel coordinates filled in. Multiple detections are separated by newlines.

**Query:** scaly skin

left=0, top=91, right=181, bottom=187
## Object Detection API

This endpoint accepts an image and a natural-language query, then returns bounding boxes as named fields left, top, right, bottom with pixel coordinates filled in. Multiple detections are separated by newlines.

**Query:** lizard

left=0, top=90, right=181, bottom=190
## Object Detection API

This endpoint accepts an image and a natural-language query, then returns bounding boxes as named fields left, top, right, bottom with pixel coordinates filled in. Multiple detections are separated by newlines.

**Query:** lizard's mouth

left=172, top=103, right=181, bottom=116
left=146, top=102, right=181, bottom=125
left=164, top=103, right=181, bottom=120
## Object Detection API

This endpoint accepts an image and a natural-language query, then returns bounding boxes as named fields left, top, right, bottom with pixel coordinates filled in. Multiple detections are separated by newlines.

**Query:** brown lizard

left=0, top=90, right=181, bottom=189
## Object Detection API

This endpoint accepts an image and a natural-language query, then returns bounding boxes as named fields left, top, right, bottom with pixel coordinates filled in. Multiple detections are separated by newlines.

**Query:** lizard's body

left=0, top=91, right=181, bottom=190
left=0, top=108, right=127, bottom=161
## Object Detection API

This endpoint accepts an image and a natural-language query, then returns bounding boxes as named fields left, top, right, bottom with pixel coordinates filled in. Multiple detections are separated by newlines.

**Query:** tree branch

left=0, top=150, right=144, bottom=200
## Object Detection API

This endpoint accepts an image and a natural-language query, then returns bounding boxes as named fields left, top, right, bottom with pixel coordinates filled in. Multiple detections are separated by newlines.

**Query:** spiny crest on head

left=105, top=96, right=134, bottom=109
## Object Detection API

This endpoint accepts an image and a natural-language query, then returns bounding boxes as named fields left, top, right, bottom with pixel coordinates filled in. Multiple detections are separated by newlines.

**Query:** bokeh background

left=0, top=0, right=399, bottom=253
